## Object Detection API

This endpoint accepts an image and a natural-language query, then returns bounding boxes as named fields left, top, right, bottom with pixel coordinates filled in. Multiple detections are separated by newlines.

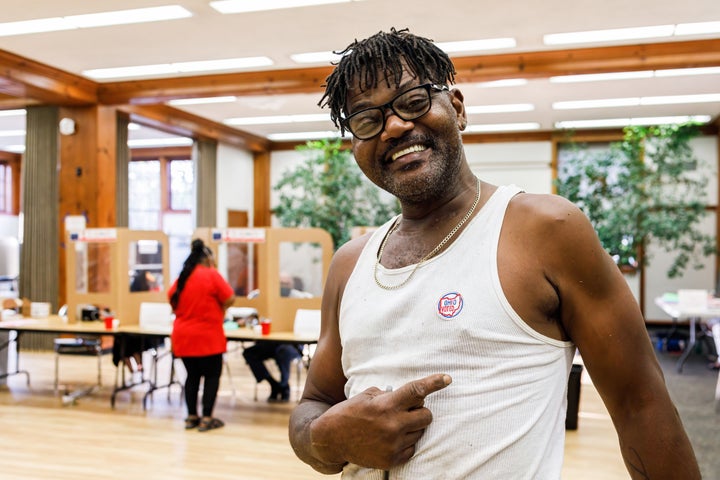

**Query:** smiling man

left=288, top=28, right=700, bottom=479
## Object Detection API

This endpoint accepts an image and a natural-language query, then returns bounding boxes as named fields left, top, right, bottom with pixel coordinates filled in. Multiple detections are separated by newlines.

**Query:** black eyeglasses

left=341, top=83, right=449, bottom=140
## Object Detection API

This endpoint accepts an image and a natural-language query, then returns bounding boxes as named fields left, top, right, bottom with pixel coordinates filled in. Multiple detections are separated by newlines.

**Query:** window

left=169, top=159, right=193, bottom=210
left=128, top=148, right=193, bottom=230
left=128, top=160, right=161, bottom=230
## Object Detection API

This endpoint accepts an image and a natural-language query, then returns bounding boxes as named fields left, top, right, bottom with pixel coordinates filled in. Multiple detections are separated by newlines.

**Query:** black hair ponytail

left=170, top=238, right=211, bottom=309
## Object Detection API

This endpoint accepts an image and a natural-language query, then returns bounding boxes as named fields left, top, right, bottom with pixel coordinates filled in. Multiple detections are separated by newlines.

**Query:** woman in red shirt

left=169, top=239, right=235, bottom=432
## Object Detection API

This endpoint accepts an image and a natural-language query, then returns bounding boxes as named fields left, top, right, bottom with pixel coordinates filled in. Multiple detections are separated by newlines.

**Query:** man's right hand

left=309, top=373, right=452, bottom=470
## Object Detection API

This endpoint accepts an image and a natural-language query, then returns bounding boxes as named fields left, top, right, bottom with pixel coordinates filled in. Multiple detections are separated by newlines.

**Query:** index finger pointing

left=391, top=373, right=452, bottom=409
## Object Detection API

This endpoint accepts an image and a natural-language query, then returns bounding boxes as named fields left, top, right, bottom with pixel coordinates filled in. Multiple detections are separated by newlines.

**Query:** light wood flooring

left=0, top=346, right=628, bottom=479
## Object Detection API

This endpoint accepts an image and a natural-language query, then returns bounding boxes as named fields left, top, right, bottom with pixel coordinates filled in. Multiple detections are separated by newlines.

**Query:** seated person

left=112, top=270, right=163, bottom=381
left=243, top=272, right=310, bottom=402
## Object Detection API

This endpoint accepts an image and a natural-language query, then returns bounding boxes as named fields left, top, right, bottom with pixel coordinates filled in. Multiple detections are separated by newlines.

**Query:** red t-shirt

left=168, top=265, right=234, bottom=357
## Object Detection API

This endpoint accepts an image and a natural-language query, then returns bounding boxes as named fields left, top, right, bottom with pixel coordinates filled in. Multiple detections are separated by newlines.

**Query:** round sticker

left=437, top=292, right=463, bottom=319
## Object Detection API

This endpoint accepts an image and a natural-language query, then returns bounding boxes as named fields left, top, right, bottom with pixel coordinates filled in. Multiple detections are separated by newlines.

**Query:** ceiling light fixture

left=554, top=115, right=711, bottom=129
left=674, top=20, right=720, bottom=35
left=552, top=67, right=720, bottom=83
left=0, top=5, right=191, bottom=37
left=290, top=51, right=344, bottom=64
left=654, top=66, right=720, bottom=77
left=464, top=122, right=540, bottom=133
left=128, top=137, right=194, bottom=148
left=210, top=0, right=362, bottom=14
left=83, top=56, right=273, bottom=79
left=436, top=38, right=516, bottom=53
left=475, top=79, right=528, bottom=88
left=465, top=104, right=535, bottom=114
left=0, top=109, right=26, bottom=117
left=544, top=25, right=674, bottom=45
left=553, top=93, right=720, bottom=110
left=168, top=96, right=238, bottom=106
left=267, top=131, right=349, bottom=141
left=225, top=113, right=330, bottom=126
left=550, top=71, right=654, bottom=83
left=544, top=19, right=720, bottom=46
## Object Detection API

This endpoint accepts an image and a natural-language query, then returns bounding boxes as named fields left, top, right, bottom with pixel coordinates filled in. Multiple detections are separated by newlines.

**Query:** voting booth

left=194, top=227, right=333, bottom=333
left=65, top=228, right=170, bottom=325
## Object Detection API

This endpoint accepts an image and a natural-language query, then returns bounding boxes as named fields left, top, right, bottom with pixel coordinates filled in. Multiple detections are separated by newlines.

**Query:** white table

left=654, top=295, right=720, bottom=413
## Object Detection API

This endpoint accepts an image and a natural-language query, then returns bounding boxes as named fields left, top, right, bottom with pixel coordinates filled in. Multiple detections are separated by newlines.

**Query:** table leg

left=676, top=317, right=697, bottom=373
left=0, top=331, right=30, bottom=386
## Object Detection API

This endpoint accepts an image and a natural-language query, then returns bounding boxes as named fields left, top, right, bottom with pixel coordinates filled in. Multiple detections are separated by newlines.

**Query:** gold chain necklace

left=374, top=177, right=481, bottom=290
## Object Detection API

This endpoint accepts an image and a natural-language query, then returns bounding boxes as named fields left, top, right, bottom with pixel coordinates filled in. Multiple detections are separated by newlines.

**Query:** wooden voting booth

left=65, top=229, right=170, bottom=325
left=194, top=227, right=333, bottom=333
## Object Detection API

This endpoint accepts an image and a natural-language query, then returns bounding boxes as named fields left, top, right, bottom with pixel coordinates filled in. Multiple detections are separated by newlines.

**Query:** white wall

left=0, top=214, right=19, bottom=239
left=465, top=141, right=554, bottom=194
left=216, top=143, right=254, bottom=227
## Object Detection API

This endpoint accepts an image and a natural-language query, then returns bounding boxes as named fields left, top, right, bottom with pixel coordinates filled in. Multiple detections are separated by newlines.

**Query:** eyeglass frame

left=340, top=83, right=450, bottom=140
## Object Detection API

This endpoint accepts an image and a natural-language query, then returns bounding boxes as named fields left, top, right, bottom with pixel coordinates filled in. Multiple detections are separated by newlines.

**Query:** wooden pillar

left=253, top=150, right=271, bottom=227
left=57, top=105, right=119, bottom=307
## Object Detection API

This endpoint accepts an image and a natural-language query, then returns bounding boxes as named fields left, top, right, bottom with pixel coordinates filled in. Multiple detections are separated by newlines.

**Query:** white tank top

left=339, top=185, right=575, bottom=479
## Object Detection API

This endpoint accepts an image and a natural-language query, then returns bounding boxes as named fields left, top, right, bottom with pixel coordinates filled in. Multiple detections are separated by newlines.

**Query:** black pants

left=243, top=342, right=301, bottom=388
left=181, top=354, right=223, bottom=418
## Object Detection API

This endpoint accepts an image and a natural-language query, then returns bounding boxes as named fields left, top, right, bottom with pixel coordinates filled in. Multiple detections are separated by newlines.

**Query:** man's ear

left=449, top=88, right=467, bottom=131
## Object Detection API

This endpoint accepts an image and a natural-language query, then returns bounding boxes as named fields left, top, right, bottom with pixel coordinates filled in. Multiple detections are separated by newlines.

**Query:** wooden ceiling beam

left=452, top=38, right=720, bottom=82
left=95, top=39, right=720, bottom=105
left=120, top=104, right=270, bottom=153
left=0, top=49, right=98, bottom=105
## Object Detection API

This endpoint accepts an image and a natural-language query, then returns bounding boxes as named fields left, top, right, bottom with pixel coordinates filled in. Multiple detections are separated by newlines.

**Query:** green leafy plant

left=555, top=124, right=716, bottom=278
left=273, top=138, right=399, bottom=249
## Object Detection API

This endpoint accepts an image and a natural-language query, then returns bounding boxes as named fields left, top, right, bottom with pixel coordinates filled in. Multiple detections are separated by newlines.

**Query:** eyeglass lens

left=346, top=84, right=434, bottom=140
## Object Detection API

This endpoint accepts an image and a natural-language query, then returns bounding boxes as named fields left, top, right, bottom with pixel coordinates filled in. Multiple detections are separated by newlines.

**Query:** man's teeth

left=391, top=145, right=426, bottom=162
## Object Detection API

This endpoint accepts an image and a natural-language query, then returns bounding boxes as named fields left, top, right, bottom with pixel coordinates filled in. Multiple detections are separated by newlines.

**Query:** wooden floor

left=0, top=347, right=628, bottom=479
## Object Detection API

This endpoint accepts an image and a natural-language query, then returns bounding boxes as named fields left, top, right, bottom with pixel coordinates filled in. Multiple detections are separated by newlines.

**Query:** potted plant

left=555, top=124, right=715, bottom=278
left=273, top=139, right=399, bottom=250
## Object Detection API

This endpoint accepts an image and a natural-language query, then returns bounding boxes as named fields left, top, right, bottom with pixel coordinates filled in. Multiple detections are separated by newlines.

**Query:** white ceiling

left=0, top=0, right=719, bottom=151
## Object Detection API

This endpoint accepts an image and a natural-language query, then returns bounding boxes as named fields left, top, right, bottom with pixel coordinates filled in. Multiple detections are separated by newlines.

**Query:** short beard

left=379, top=131, right=464, bottom=205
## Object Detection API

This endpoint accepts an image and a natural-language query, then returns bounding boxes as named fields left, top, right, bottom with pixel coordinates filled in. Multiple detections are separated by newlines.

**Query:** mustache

left=380, top=134, right=435, bottom=164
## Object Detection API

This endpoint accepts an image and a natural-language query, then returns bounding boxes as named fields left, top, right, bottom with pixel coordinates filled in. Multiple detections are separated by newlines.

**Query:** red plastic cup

left=104, top=316, right=114, bottom=330
left=261, top=321, right=271, bottom=335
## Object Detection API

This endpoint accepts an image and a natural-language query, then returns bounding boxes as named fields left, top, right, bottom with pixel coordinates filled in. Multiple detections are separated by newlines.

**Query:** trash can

left=566, top=363, right=583, bottom=430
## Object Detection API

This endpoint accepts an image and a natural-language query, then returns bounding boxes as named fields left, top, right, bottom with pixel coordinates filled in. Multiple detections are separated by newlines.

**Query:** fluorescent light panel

left=0, top=109, right=26, bottom=117
left=544, top=20, right=720, bottom=46
left=210, top=0, right=359, bottom=14
left=84, top=56, right=273, bottom=79
left=553, top=93, right=720, bottom=110
left=267, top=131, right=348, bottom=141
left=464, top=122, right=540, bottom=133
left=225, top=113, right=330, bottom=126
left=436, top=38, right=516, bottom=53
left=128, top=137, right=193, bottom=148
left=465, top=104, right=534, bottom=114
left=290, top=36, right=515, bottom=66
left=544, top=25, right=674, bottom=45
left=290, top=51, right=343, bottom=64
left=475, top=79, right=528, bottom=88
left=552, top=67, right=720, bottom=83
left=555, top=115, right=711, bottom=129
left=168, top=96, right=237, bottom=106
left=0, top=5, right=191, bottom=37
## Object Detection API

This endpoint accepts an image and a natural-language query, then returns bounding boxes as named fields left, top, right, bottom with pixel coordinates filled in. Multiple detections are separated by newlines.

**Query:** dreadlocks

left=170, top=238, right=212, bottom=310
left=319, top=27, right=457, bottom=135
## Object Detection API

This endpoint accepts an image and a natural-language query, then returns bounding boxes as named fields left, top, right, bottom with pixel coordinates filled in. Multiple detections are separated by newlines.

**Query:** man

left=289, top=28, right=700, bottom=479
left=244, top=272, right=311, bottom=402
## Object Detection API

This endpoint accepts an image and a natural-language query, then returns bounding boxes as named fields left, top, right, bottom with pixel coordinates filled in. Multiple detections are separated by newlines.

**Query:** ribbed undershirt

left=339, top=185, right=575, bottom=479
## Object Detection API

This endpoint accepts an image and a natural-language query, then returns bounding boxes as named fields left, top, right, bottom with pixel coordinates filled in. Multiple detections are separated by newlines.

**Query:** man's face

left=345, top=68, right=467, bottom=204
